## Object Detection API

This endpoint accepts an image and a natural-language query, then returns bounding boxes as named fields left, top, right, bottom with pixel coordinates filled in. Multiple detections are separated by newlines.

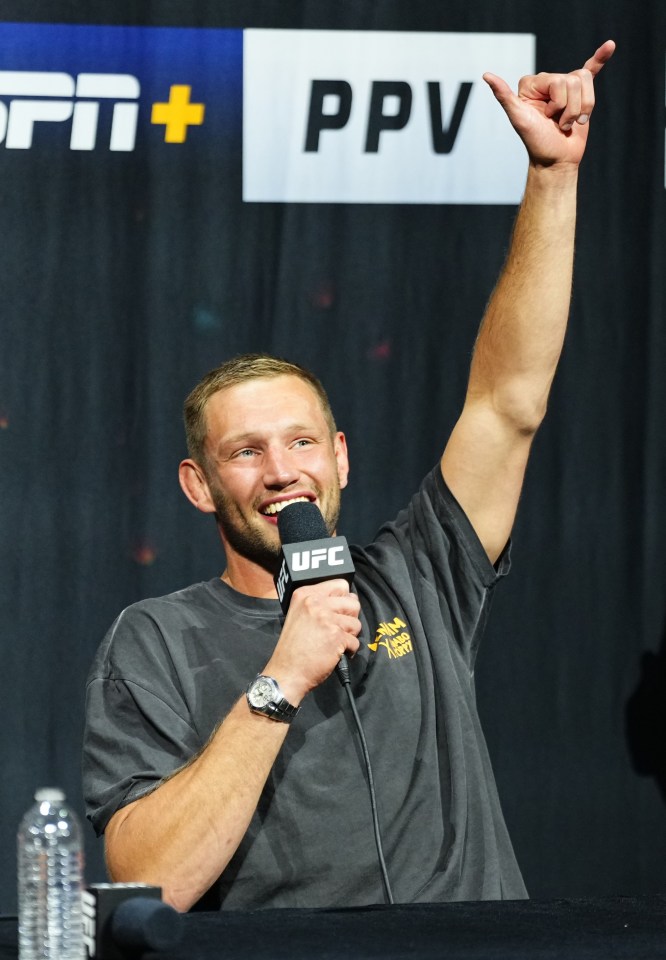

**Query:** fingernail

left=578, top=114, right=589, bottom=125
left=562, top=122, right=573, bottom=131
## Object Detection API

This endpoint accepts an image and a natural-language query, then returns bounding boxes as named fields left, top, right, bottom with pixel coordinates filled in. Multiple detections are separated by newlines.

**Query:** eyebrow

left=215, top=423, right=319, bottom=451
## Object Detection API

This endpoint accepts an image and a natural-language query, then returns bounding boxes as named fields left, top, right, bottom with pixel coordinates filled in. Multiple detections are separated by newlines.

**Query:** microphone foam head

left=277, top=501, right=329, bottom=544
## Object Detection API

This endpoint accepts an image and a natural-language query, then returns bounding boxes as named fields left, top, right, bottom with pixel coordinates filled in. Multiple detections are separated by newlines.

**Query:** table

left=3, top=896, right=666, bottom=960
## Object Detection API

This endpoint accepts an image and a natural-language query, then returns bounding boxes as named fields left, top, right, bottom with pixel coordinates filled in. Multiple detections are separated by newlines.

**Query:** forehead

left=204, top=375, right=327, bottom=438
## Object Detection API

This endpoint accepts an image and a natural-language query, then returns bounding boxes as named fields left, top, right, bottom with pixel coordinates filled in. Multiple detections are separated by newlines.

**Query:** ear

left=334, top=432, right=350, bottom=490
left=178, top=459, right=217, bottom=514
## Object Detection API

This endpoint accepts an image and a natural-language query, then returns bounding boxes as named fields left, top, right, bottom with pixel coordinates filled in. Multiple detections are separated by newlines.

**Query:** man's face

left=200, top=375, right=349, bottom=573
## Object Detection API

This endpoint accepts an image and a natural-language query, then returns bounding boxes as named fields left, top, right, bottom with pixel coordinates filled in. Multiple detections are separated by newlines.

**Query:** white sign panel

left=243, top=29, right=535, bottom=204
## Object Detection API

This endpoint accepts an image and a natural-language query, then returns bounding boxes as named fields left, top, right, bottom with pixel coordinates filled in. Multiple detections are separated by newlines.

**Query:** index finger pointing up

left=582, top=39, right=616, bottom=77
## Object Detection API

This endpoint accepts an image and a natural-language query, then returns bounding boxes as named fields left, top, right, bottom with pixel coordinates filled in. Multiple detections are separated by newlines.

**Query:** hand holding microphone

left=266, top=502, right=361, bottom=701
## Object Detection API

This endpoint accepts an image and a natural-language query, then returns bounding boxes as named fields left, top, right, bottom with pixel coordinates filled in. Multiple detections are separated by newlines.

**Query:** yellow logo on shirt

left=368, top=617, right=413, bottom=659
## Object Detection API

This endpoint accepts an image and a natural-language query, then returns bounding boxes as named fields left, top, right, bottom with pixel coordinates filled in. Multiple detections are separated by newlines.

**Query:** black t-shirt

left=83, top=466, right=527, bottom=907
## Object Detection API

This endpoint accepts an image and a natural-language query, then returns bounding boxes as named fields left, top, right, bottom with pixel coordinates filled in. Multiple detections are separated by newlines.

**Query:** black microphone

left=82, top=884, right=182, bottom=960
left=274, top=501, right=355, bottom=685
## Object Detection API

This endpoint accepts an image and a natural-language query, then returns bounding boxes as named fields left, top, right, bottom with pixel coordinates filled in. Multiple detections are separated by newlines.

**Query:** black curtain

left=1, top=0, right=665, bottom=912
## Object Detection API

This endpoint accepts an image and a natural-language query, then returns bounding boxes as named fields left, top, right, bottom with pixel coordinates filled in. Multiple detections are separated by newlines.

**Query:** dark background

left=1, top=0, right=665, bottom=913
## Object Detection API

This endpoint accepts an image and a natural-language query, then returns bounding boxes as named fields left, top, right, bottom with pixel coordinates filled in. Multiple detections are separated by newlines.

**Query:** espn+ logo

left=0, top=71, right=204, bottom=150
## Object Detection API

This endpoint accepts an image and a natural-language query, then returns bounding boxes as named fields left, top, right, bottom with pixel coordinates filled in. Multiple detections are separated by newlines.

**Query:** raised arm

left=441, top=41, right=615, bottom=563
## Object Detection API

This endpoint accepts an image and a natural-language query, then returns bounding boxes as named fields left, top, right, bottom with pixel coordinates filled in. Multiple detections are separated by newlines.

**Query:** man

left=83, top=41, right=615, bottom=912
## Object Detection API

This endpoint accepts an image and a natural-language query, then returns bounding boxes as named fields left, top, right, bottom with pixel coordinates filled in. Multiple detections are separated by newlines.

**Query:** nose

left=262, top=444, right=300, bottom=489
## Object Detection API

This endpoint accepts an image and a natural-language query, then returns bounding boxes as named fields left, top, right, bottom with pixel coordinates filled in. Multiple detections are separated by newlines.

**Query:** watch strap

left=261, top=697, right=300, bottom=723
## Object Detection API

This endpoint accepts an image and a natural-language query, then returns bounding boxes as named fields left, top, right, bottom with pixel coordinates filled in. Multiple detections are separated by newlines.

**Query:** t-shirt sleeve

left=415, top=465, right=511, bottom=587
left=357, top=464, right=510, bottom=670
left=82, top=607, right=202, bottom=836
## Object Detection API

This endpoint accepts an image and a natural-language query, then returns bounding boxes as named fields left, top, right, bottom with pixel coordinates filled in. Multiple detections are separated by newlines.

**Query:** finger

left=526, top=71, right=593, bottom=128
left=582, top=39, right=616, bottom=77
left=483, top=73, right=531, bottom=132
left=327, top=595, right=361, bottom=619
left=482, top=72, right=515, bottom=107
left=344, top=633, right=361, bottom=657
left=576, top=68, right=595, bottom=125
left=521, top=40, right=615, bottom=104
left=302, top=578, right=351, bottom=598
left=335, top=614, right=362, bottom=640
left=334, top=623, right=361, bottom=656
left=543, top=76, right=567, bottom=119
left=559, top=76, right=582, bottom=130
left=325, top=578, right=353, bottom=597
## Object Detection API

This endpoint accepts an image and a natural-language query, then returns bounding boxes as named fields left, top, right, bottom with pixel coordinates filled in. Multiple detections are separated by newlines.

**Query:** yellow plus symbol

left=151, top=85, right=205, bottom=143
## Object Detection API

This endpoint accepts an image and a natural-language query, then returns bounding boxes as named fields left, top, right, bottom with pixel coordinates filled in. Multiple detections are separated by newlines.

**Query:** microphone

left=82, top=884, right=182, bottom=960
left=274, top=501, right=355, bottom=685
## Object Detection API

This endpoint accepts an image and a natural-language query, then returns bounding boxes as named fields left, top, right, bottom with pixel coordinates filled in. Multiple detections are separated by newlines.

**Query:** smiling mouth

left=261, top=495, right=311, bottom=517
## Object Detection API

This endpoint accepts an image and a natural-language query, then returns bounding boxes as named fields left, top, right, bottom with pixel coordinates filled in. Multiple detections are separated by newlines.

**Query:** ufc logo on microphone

left=82, top=889, right=97, bottom=959
left=292, top=546, right=345, bottom=571
left=275, top=560, right=290, bottom=604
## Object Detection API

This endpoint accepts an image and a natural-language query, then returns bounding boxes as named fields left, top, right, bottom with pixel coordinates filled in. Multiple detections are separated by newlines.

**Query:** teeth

left=263, top=496, right=310, bottom=516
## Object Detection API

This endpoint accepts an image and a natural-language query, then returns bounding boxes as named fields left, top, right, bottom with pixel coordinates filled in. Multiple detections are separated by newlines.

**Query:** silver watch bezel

left=247, top=675, right=280, bottom=710
left=246, top=675, right=300, bottom=723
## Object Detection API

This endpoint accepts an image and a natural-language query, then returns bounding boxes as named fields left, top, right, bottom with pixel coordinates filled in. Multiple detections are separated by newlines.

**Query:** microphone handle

left=335, top=653, right=351, bottom=687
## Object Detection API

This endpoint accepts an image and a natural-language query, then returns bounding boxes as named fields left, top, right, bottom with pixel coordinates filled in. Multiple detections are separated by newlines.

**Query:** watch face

left=248, top=677, right=276, bottom=709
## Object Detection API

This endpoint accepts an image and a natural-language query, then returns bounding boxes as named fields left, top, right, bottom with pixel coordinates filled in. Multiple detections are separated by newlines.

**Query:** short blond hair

left=184, top=354, right=337, bottom=466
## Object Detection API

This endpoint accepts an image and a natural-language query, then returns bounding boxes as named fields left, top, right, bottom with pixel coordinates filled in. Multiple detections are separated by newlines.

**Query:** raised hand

left=483, top=40, right=615, bottom=168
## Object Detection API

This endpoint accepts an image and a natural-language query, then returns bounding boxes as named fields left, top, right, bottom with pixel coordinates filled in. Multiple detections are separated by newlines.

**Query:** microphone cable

left=274, top=501, right=394, bottom=905
left=336, top=654, right=395, bottom=905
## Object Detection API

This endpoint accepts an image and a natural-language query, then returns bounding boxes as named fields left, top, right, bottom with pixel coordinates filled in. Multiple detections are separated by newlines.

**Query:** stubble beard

left=209, top=479, right=342, bottom=575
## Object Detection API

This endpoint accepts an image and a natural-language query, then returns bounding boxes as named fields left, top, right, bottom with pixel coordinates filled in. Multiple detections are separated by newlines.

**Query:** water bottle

left=17, top=788, right=85, bottom=960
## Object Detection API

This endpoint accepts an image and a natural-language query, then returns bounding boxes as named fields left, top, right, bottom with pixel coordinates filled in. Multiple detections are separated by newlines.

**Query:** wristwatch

left=246, top=675, right=300, bottom=724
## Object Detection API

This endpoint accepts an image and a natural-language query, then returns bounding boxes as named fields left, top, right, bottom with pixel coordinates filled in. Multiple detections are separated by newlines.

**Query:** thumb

left=483, top=72, right=531, bottom=138
left=482, top=72, right=515, bottom=110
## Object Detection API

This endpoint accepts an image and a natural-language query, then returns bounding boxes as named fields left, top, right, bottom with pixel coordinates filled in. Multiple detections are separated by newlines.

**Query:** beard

left=209, top=478, right=342, bottom=575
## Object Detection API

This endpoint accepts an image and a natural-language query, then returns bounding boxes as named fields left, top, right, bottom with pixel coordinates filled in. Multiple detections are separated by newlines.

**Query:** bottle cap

left=34, top=788, right=65, bottom=802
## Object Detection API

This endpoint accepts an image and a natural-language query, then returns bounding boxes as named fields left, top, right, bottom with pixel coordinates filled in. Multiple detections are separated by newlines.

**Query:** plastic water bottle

left=17, top=788, right=85, bottom=960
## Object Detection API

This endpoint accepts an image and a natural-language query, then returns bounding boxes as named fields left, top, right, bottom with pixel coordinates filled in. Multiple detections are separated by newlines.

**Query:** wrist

left=527, top=159, right=579, bottom=188
left=522, top=163, right=579, bottom=223
left=261, top=661, right=308, bottom=707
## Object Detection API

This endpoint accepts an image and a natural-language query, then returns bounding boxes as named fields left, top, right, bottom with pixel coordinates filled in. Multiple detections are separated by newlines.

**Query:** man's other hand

left=483, top=40, right=616, bottom=168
